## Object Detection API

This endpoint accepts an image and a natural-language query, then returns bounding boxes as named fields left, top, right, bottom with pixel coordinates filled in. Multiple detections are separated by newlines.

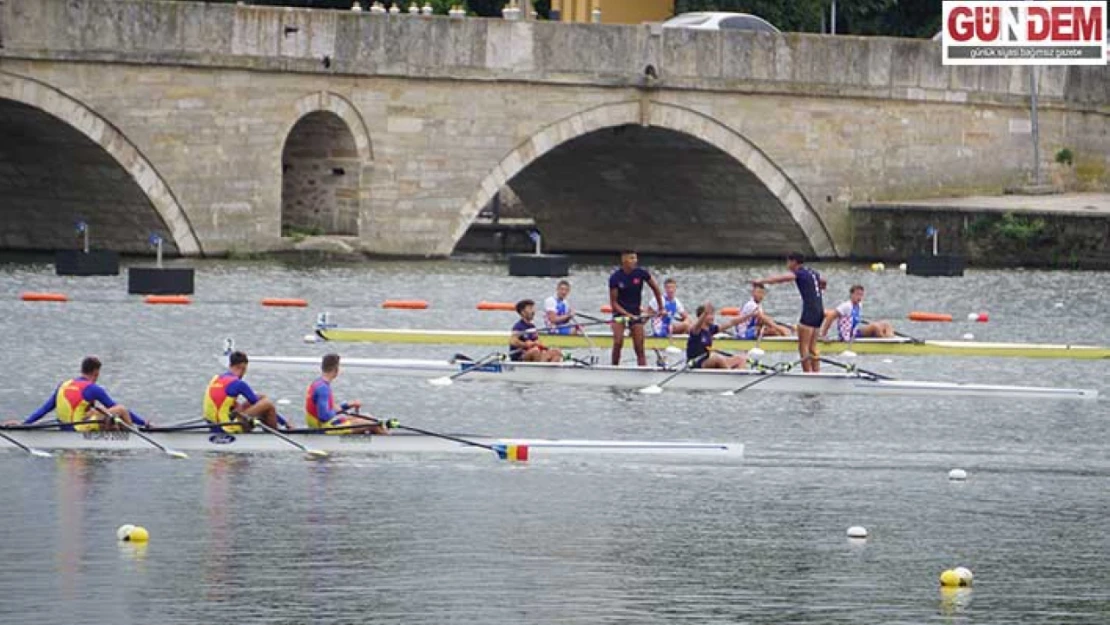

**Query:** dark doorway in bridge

left=0, top=99, right=176, bottom=254
left=505, top=125, right=814, bottom=258
left=281, top=112, right=360, bottom=238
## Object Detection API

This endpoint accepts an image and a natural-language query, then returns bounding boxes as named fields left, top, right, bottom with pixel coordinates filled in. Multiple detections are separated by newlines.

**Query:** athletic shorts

left=838, top=328, right=862, bottom=341
left=734, top=327, right=759, bottom=340
left=799, top=307, right=823, bottom=329
left=613, top=313, right=645, bottom=327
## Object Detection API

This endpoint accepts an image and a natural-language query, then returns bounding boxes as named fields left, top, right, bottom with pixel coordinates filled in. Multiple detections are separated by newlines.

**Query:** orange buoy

left=476, top=301, right=515, bottom=311
left=600, top=305, right=613, bottom=314
left=382, top=300, right=429, bottom=310
left=908, top=311, right=952, bottom=322
left=21, top=292, right=68, bottom=302
left=721, top=307, right=741, bottom=316
left=262, top=298, right=308, bottom=308
left=144, top=295, right=191, bottom=305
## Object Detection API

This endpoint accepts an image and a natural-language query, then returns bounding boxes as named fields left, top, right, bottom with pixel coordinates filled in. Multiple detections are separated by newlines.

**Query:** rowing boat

left=0, top=428, right=743, bottom=458
left=312, top=327, right=1110, bottom=360
left=247, top=355, right=1098, bottom=400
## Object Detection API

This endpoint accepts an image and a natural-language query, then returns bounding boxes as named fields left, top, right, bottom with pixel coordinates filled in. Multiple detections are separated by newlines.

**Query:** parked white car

left=662, top=12, right=781, bottom=34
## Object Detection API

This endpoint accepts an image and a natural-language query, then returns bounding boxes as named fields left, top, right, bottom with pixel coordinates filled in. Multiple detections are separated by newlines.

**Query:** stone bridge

left=0, top=0, right=1106, bottom=256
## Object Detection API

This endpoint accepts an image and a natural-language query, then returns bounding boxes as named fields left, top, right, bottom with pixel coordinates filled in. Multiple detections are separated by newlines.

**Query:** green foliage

left=1055, top=148, right=1074, bottom=166
left=282, top=224, right=326, bottom=242
left=993, top=213, right=1045, bottom=243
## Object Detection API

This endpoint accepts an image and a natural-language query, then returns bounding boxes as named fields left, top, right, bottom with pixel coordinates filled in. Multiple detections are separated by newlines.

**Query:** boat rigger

left=311, top=327, right=1110, bottom=360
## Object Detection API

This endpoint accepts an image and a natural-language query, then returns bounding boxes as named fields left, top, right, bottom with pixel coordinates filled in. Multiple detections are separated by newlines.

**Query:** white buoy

left=840, top=349, right=858, bottom=359
left=1053, top=302, right=1064, bottom=308
left=898, top=262, right=907, bottom=271
left=747, top=347, right=766, bottom=359
left=116, top=524, right=136, bottom=541
left=303, top=333, right=319, bottom=344
left=953, top=566, right=974, bottom=585
left=962, top=333, right=975, bottom=341
left=967, top=312, right=978, bottom=321
left=948, top=468, right=968, bottom=481
left=847, top=526, right=869, bottom=539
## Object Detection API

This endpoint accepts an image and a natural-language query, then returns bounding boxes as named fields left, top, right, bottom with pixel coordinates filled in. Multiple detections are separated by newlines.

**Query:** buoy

left=302, top=334, right=319, bottom=344
left=720, top=307, right=741, bottom=316
left=840, top=349, right=858, bottom=359
left=144, top=295, right=191, bottom=305
left=262, top=298, right=308, bottom=308
left=847, top=526, right=868, bottom=539
left=948, top=468, right=968, bottom=481
left=382, top=300, right=428, bottom=310
left=117, top=524, right=149, bottom=542
left=600, top=305, right=613, bottom=314
left=940, top=569, right=962, bottom=587
left=1053, top=302, right=1064, bottom=308
left=21, top=291, right=68, bottom=302
left=116, top=524, right=136, bottom=541
left=898, top=263, right=907, bottom=271
left=954, top=567, right=973, bottom=585
left=962, top=333, right=975, bottom=340
left=477, top=301, right=515, bottom=311
left=909, top=312, right=953, bottom=322
left=870, top=262, right=886, bottom=272
left=967, top=312, right=989, bottom=323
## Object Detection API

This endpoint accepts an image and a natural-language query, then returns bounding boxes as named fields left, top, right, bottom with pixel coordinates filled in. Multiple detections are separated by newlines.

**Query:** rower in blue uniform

left=608, top=251, right=664, bottom=366
left=510, top=299, right=563, bottom=362
left=755, top=252, right=828, bottom=372
left=686, top=303, right=748, bottom=369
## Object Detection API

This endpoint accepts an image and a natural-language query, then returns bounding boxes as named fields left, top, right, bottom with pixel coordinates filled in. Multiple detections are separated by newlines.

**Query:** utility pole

left=830, top=0, right=837, bottom=34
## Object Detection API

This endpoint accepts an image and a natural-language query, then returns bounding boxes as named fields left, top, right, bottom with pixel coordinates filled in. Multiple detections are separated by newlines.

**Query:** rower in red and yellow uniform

left=7, top=357, right=146, bottom=431
left=305, top=353, right=389, bottom=435
left=204, top=350, right=285, bottom=433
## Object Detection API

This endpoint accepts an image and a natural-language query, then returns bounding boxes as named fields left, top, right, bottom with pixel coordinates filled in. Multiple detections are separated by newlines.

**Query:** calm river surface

left=0, top=255, right=1107, bottom=624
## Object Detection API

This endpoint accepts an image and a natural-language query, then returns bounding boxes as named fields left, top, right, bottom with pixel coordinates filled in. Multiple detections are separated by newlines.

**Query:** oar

left=639, top=353, right=708, bottom=395
left=370, top=416, right=528, bottom=462
left=429, top=351, right=516, bottom=386
left=720, top=369, right=787, bottom=397
left=0, top=429, right=53, bottom=458
left=861, top=317, right=923, bottom=344
left=748, top=325, right=768, bottom=360
left=241, top=414, right=328, bottom=459
left=819, top=357, right=893, bottom=380
left=94, top=408, right=188, bottom=459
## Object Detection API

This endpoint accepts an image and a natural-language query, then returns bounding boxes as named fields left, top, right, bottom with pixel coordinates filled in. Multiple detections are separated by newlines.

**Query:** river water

left=0, top=255, right=1107, bottom=624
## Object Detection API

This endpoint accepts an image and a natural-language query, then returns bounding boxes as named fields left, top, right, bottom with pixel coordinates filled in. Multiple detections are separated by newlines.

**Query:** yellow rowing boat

left=314, top=328, right=1110, bottom=360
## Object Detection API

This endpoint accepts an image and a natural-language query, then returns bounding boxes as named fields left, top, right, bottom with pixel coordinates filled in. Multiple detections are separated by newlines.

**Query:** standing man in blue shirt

left=756, top=252, right=828, bottom=373
left=609, top=251, right=664, bottom=367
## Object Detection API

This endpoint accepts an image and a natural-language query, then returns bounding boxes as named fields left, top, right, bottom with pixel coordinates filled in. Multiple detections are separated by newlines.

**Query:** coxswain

left=305, top=354, right=388, bottom=435
left=7, top=356, right=146, bottom=431
left=510, top=299, right=563, bottom=362
left=204, top=350, right=285, bottom=432
left=609, top=251, right=664, bottom=366
left=820, top=285, right=896, bottom=341
left=755, top=252, right=827, bottom=372
left=686, top=303, right=749, bottom=369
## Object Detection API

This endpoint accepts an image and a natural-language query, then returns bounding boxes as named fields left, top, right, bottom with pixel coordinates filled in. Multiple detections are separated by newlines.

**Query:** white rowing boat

left=0, top=429, right=743, bottom=458
left=246, top=355, right=1098, bottom=400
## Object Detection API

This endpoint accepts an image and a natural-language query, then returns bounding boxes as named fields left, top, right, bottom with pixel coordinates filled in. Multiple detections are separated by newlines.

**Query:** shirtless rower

left=820, top=285, right=896, bottom=341
left=755, top=252, right=828, bottom=373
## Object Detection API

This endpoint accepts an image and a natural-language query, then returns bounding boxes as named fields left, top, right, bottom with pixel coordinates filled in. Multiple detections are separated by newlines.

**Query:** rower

left=609, top=250, right=664, bottom=366
left=6, top=356, right=146, bottom=431
left=732, top=283, right=792, bottom=339
left=755, top=252, right=828, bottom=373
left=305, top=354, right=388, bottom=435
left=687, top=303, right=748, bottom=369
left=204, top=350, right=286, bottom=432
left=543, top=280, right=577, bottom=335
left=646, top=278, right=692, bottom=338
left=820, top=285, right=896, bottom=341
left=510, top=299, right=563, bottom=362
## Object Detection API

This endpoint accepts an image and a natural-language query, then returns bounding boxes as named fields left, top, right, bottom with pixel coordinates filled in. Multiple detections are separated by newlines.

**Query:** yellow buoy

left=936, top=568, right=963, bottom=590
left=128, top=526, right=150, bottom=543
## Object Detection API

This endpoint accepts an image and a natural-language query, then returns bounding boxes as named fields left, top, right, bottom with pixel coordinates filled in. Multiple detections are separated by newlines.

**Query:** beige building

left=551, top=0, right=675, bottom=24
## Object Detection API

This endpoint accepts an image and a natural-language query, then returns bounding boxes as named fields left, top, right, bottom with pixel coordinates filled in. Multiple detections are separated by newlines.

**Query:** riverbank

left=851, top=193, right=1110, bottom=269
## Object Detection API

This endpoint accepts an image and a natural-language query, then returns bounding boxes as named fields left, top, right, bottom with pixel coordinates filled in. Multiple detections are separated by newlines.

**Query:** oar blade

left=304, top=449, right=330, bottom=460
left=166, top=449, right=189, bottom=460
left=30, top=448, right=53, bottom=458
left=719, top=390, right=736, bottom=397
left=428, top=377, right=453, bottom=387
left=492, top=444, right=529, bottom=462
left=639, top=385, right=664, bottom=395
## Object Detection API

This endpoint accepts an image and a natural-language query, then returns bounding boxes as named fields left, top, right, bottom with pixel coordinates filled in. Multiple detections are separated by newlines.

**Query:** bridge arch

left=453, top=100, right=838, bottom=257
left=280, top=92, right=373, bottom=237
left=0, top=73, right=202, bottom=255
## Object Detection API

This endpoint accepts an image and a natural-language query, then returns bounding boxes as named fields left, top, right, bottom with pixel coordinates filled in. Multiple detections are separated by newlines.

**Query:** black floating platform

left=508, top=253, right=570, bottom=277
left=55, top=250, right=120, bottom=276
left=128, top=267, right=196, bottom=295
left=906, top=254, right=966, bottom=277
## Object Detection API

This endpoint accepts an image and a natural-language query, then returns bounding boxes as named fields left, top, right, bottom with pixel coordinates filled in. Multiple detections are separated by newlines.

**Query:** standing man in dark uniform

left=755, top=252, right=827, bottom=373
left=609, top=251, right=664, bottom=367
